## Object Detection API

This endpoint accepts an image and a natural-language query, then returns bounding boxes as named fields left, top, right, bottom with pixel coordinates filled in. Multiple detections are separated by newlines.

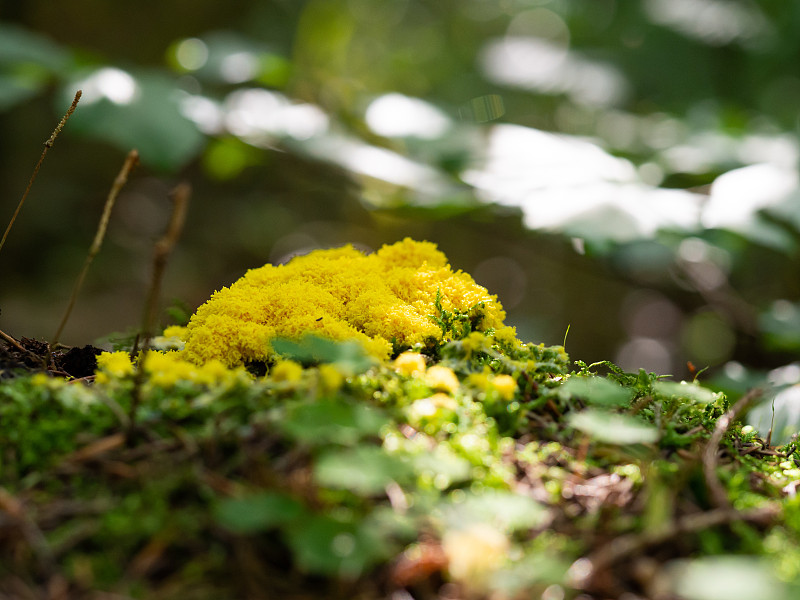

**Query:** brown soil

left=0, top=333, right=102, bottom=379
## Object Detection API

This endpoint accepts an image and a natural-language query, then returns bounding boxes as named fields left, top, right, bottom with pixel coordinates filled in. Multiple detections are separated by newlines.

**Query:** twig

left=140, top=182, right=191, bottom=350
left=0, top=328, right=29, bottom=355
left=702, top=388, right=762, bottom=509
left=52, top=149, right=139, bottom=346
left=0, top=90, right=81, bottom=256
left=128, top=183, right=191, bottom=441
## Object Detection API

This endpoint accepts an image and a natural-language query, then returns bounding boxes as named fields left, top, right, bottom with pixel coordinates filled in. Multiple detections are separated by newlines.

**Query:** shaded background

left=1, top=0, right=799, bottom=389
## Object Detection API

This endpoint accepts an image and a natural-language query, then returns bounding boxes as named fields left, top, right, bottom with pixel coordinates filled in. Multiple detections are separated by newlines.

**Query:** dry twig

left=128, top=183, right=191, bottom=440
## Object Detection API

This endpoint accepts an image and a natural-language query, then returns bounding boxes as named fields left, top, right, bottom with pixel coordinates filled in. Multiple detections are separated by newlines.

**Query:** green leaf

left=441, top=489, right=549, bottom=532
left=666, top=556, right=792, bottom=600
left=58, top=69, right=205, bottom=171
left=271, top=335, right=374, bottom=374
left=568, top=409, right=659, bottom=445
left=0, top=23, right=70, bottom=70
left=0, top=24, right=72, bottom=111
left=314, top=445, right=412, bottom=495
left=759, top=301, right=800, bottom=353
left=411, top=444, right=472, bottom=485
left=214, top=492, right=304, bottom=534
left=560, top=376, right=635, bottom=407
left=654, top=381, right=720, bottom=404
left=280, top=398, right=388, bottom=446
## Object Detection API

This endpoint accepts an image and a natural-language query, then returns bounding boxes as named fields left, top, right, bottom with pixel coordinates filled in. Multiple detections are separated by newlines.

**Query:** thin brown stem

left=0, top=90, right=81, bottom=256
left=140, top=182, right=190, bottom=351
left=0, top=328, right=28, bottom=354
left=52, top=149, right=139, bottom=346
left=128, top=183, right=191, bottom=441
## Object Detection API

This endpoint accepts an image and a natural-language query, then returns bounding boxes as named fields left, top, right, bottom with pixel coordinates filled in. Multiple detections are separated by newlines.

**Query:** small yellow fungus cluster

left=394, top=351, right=427, bottom=377
left=467, top=370, right=518, bottom=400
left=425, top=365, right=461, bottom=395
left=180, top=238, right=506, bottom=367
left=95, top=350, right=245, bottom=388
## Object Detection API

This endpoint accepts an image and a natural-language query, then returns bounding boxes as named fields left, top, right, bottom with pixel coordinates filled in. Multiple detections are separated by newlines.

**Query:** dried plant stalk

left=52, top=149, right=140, bottom=346
left=129, top=183, right=191, bottom=439
left=139, top=182, right=191, bottom=350
left=0, top=90, right=82, bottom=256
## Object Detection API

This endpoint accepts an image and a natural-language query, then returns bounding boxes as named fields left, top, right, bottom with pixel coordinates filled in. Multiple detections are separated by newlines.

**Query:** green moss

left=1, top=312, right=797, bottom=598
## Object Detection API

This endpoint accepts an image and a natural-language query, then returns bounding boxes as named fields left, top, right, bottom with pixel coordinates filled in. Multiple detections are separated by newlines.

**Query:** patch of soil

left=0, top=333, right=103, bottom=379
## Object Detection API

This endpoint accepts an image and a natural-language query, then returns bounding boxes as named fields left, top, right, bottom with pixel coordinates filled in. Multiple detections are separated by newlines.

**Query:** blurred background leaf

left=665, top=556, right=793, bottom=600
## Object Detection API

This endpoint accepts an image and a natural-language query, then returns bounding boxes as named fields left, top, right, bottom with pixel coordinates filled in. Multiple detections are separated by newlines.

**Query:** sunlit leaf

left=315, top=445, right=412, bottom=496
left=666, top=556, right=792, bottom=600
left=653, top=381, right=720, bottom=404
left=441, top=489, right=549, bottom=532
left=568, top=409, right=659, bottom=445
left=214, top=492, right=304, bottom=534
left=560, top=376, right=635, bottom=407
left=59, top=70, right=205, bottom=170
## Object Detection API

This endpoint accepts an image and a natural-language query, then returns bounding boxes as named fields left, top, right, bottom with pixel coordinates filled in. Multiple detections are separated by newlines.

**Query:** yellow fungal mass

left=181, top=238, right=506, bottom=367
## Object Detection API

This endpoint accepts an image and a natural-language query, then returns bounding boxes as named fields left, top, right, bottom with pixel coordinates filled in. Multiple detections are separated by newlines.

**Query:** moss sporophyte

left=5, top=237, right=796, bottom=599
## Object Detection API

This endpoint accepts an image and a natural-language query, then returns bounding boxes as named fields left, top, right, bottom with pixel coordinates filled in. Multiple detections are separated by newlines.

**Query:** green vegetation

left=2, top=3, right=800, bottom=598
left=2, top=307, right=799, bottom=598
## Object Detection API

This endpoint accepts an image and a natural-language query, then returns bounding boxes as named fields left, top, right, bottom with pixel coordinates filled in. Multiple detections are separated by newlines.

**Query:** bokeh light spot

left=174, top=38, right=209, bottom=71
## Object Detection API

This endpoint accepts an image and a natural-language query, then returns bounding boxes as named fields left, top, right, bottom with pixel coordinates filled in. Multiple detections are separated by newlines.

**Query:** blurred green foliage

left=3, top=317, right=797, bottom=597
